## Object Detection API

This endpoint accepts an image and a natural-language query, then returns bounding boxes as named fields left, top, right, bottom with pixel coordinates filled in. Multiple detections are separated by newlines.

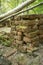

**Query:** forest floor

left=0, top=44, right=43, bottom=65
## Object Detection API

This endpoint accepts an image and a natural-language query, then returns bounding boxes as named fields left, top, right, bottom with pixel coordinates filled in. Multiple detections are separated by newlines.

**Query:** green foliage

left=0, top=0, right=43, bottom=14
left=30, top=0, right=43, bottom=14
left=0, top=33, right=14, bottom=47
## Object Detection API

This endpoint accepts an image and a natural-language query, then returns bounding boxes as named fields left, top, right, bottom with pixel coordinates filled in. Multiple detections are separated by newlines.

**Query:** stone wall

left=11, top=14, right=43, bottom=52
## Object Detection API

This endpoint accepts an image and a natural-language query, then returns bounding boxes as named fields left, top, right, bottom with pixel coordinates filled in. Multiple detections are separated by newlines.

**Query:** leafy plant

left=0, top=33, right=14, bottom=47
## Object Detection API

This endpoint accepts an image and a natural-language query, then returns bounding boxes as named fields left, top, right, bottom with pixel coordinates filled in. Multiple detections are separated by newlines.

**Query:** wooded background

left=0, top=0, right=43, bottom=15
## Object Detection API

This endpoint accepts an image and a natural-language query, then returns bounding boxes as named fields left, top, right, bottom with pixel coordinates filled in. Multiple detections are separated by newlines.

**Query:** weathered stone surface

left=23, top=36, right=31, bottom=43
left=15, top=21, right=22, bottom=25
left=16, top=25, right=28, bottom=32
left=39, top=35, right=43, bottom=39
left=39, top=19, right=43, bottom=25
left=0, top=55, right=11, bottom=65
left=31, top=25, right=38, bottom=31
left=39, top=30, right=43, bottom=35
left=39, top=40, right=43, bottom=44
left=16, top=40, right=23, bottom=45
left=29, top=30, right=39, bottom=38
left=18, top=45, right=27, bottom=53
left=39, top=25, right=43, bottom=30
left=24, top=30, right=39, bottom=38
left=32, top=41, right=40, bottom=47
left=11, top=31, right=17, bottom=35
left=31, top=36, right=39, bottom=42
left=14, top=35, right=22, bottom=41
left=13, top=52, right=40, bottom=65
left=21, top=20, right=29, bottom=26
left=20, top=20, right=39, bottom=26
left=17, top=31, right=23, bottom=36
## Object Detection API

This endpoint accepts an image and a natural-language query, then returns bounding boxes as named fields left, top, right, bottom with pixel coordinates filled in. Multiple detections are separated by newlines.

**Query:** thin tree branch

left=0, top=0, right=35, bottom=19
left=0, top=2, right=43, bottom=22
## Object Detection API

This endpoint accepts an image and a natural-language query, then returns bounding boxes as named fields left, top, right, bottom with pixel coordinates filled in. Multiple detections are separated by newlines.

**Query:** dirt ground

left=0, top=44, right=43, bottom=65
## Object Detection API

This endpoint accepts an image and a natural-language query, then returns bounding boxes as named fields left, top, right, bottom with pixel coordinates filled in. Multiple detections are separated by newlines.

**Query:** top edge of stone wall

left=14, top=14, right=43, bottom=20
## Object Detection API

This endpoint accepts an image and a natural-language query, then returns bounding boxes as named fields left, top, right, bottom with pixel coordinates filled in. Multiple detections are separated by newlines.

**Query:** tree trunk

left=0, top=0, right=35, bottom=19
left=0, top=2, right=43, bottom=22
